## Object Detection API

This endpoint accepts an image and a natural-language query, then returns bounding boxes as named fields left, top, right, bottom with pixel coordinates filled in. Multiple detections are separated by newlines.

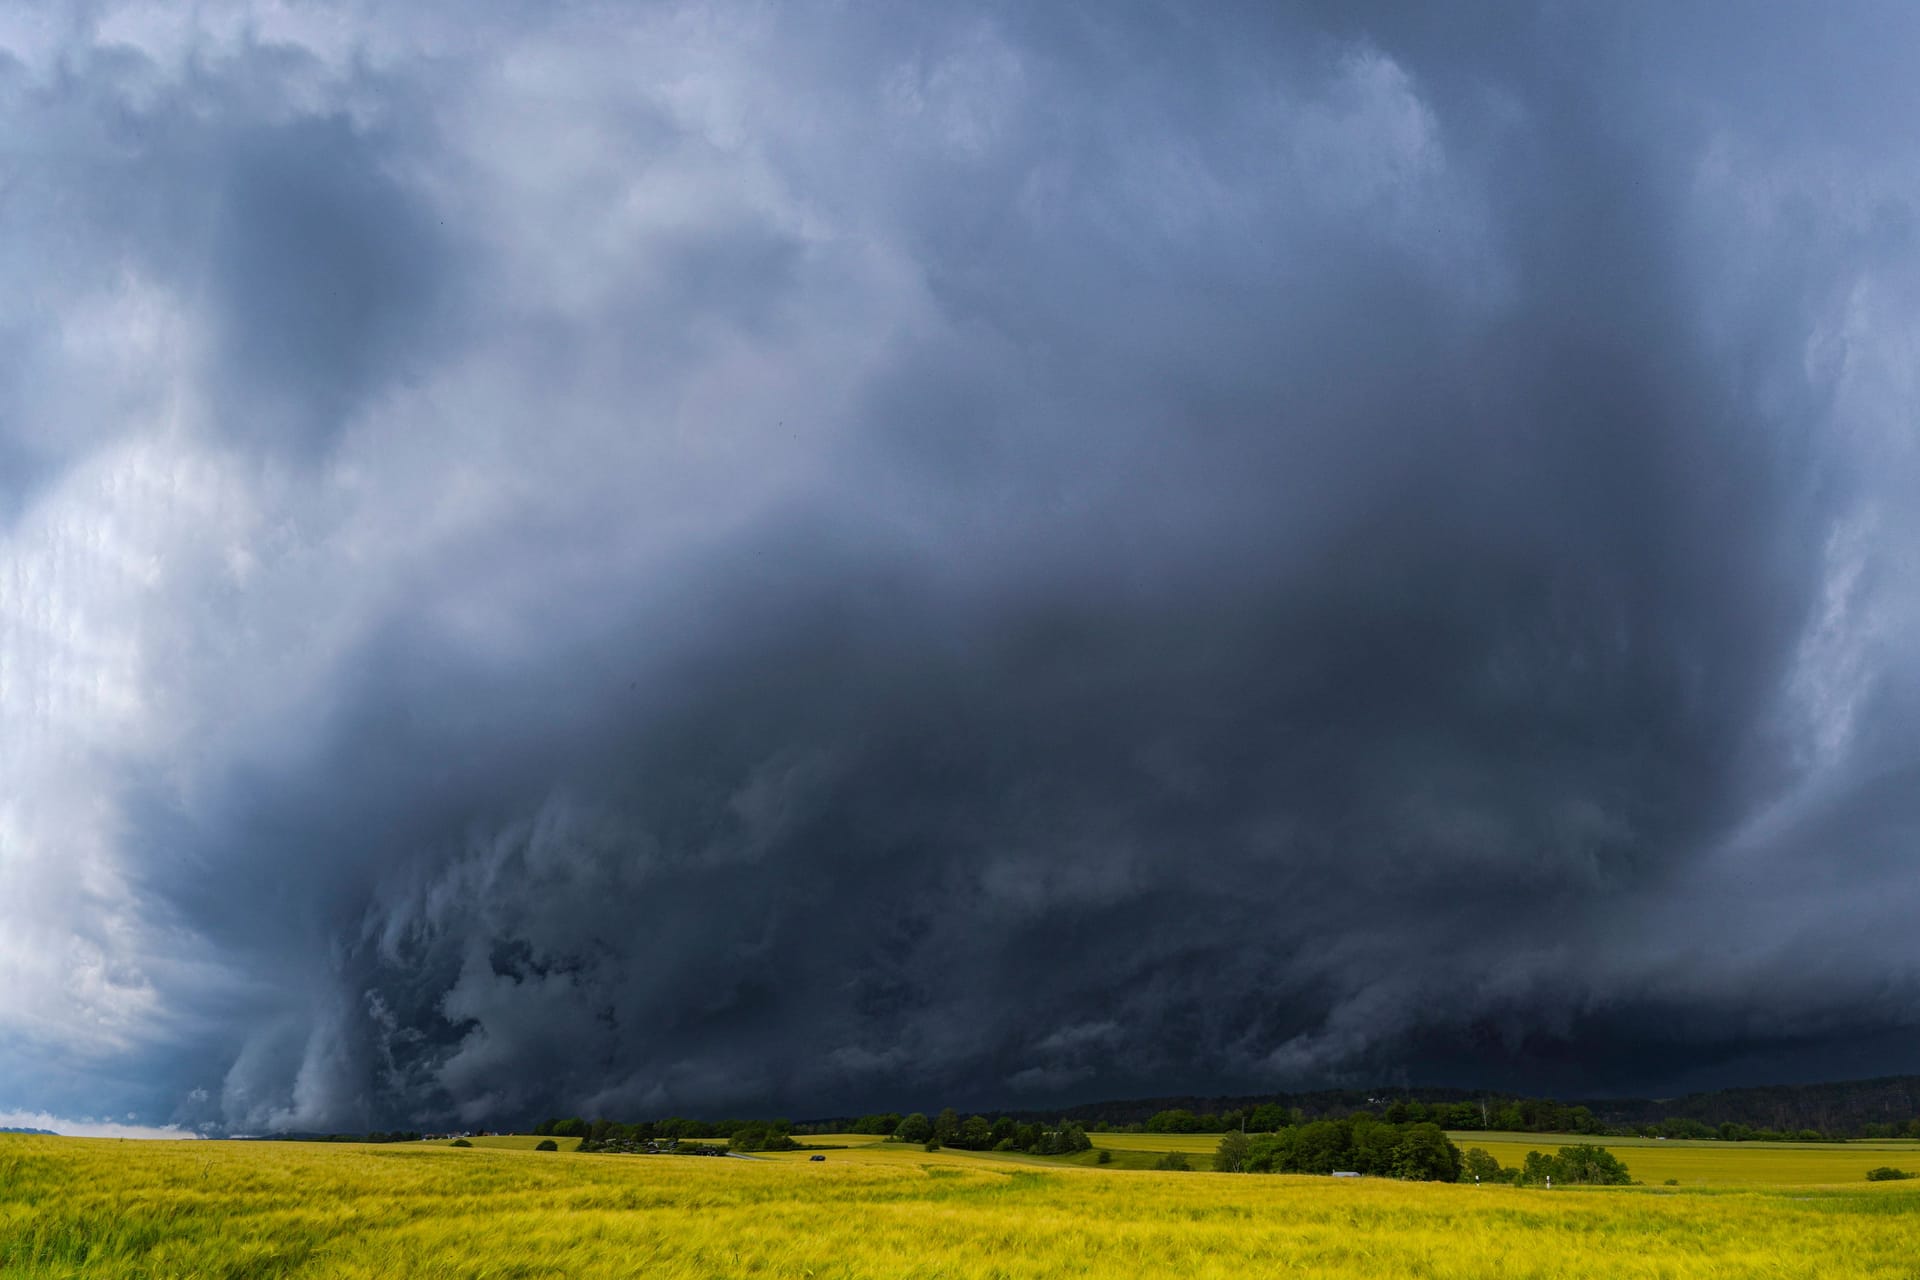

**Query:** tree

left=1550, top=1145, right=1631, bottom=1185
left=1389, top=1124, right=1461, bottom=1182
left=895, top=1113, right=932, bottom=1144
left=960, top=1116, right=993, bottom=1150
left=535, top=1139, right=559, bottom=1151
left=934, top=1109, right=961, bottom=1146
left=1153, top=1152, right=1191, bottom=1171
left=1462, top=1147, right=1506, bottom=1183
left=1213, top=1130, right=1251, bottom=1172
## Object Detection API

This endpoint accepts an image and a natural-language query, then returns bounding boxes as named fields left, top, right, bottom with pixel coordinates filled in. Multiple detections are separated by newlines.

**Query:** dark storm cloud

left=4, top=2, right=1919, bottom=1133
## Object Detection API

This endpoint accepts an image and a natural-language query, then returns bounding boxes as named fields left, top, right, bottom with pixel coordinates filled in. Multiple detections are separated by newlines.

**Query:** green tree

left=1389, top=1123, right=1461, bottom=1182
left=1213, top=1130, right=1251, bottom=1172
left=1462, top=1147, right=1506, bottom=1183
left=1551, top=1145, right=1631, bottom=1185
left=894, top=1113, right=932, bottom=1144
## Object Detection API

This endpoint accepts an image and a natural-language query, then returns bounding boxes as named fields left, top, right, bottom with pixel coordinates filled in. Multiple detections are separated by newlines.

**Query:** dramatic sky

left=3, top=1, right=1919, bottom=1137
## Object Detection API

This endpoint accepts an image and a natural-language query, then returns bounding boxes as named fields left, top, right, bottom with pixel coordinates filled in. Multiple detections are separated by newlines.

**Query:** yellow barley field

left=1447, top=1132, right=1920, bottom=1187
left=4, top=1132, right=1920, bottom=1278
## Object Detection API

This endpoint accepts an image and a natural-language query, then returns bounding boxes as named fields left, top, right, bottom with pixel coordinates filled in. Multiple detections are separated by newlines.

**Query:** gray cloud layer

left=2, top=2, right=1917, bottom=1133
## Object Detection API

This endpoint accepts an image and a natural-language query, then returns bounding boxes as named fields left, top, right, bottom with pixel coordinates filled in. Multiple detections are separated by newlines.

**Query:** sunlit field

left=1449, top=1132, right=1920, bottom=1187
left=5, top=1132, right=1920, bottom=1278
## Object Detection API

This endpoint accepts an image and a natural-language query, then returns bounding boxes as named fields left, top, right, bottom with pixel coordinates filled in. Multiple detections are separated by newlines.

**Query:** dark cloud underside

left=2, top=2, right=1917, bottom=1132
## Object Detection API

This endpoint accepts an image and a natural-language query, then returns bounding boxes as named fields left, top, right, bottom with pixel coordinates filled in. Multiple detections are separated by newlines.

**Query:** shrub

left=1865, top=1167, right=1913, bottom=1181
left=1462, top=1148, right=1511, bottom=1184
left=1213, top=1131, right=1250, bottom=1172
left=1153, top=1152, right=1191, bottom=1171
left=535, top=1139, right=558, bottom=1152
left=1512, top=1145, right=1631, bottom=1186
left=1096, top=1149, right=1113, bottom=1165
left=449, top=1139, right=472, bottom=1148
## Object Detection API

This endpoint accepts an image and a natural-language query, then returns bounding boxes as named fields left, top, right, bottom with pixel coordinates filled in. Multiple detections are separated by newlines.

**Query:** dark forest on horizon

left=251, top=1073, right=1920, bottom=1146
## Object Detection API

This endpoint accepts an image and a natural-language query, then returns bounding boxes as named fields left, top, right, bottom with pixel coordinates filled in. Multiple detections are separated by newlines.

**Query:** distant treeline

left=851, top=1075, right=1920, bottom=1141
left=249, top=1131, right=425, bottom=1143
left=830, top=1099, right=1846, bottom=1142
left=261, top=1074, right=1920, bottom=1146
left=523, top=1078, right=1920, bottom=1152
left=533, top=1110, right=1093, bottom=1157
left=534, top=1116, right=799, bottom=1151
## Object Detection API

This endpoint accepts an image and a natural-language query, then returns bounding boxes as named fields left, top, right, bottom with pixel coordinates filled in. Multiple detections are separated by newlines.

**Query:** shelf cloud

left=2, top=1, right=1918, bottom=1133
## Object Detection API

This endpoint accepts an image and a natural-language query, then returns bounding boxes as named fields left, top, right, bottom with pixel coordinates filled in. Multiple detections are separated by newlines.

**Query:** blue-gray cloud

left=2, top=1, right=1917, bottom=1134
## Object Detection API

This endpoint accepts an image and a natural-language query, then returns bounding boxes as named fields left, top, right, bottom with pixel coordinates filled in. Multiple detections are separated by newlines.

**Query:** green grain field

left=5, top=1130, right=1918, bottom=1278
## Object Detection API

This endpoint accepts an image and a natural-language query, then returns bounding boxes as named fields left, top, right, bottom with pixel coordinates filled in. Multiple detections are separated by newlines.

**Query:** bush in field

left=1462, top=1148, right=1513, bottom=1184
left=1516, top=1145, right=1632, bottom=1186
left=1096, top=1149, right=1112, bottom=1164
left=1154, top=1152, right=1191, bottom=1171
left=449, top=1139, right=471, bottom=1148
left=1241, top=1118, right=1463, bottom=1181
left=1214, top=1131, right=1250, bottom=1172
left=729, top=1122, right=801, bottom=1153
left=1864, top=1167, right=1913, bottom=1181
left=534, top=1139, right=558, bottom=1152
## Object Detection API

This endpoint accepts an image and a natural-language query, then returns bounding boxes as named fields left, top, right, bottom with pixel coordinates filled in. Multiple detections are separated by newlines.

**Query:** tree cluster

left=1461, top=1144, right=1633, bottom=1185
left=887, top=1109, right=1091, bottom=1156
left=1011, top=1076, right=1920, bottom=1140
left=1216, top=1117, right=1463, bottom=1181
left=535, top=1115, right=790, bottom=1154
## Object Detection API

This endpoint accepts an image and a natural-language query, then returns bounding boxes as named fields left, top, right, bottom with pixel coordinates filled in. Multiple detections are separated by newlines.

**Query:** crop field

left=1448, top=1132, right=1920, bottom=1187
left=5, top=1133, right=1920, bottom=1278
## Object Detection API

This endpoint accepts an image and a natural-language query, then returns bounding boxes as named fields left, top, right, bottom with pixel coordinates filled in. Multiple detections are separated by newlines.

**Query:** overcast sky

left=3, top=1, right=1919, bottom=1136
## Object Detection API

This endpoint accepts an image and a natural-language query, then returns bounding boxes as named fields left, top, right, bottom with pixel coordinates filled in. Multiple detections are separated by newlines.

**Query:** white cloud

left=0, top=1108, right=199, bottom=1140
